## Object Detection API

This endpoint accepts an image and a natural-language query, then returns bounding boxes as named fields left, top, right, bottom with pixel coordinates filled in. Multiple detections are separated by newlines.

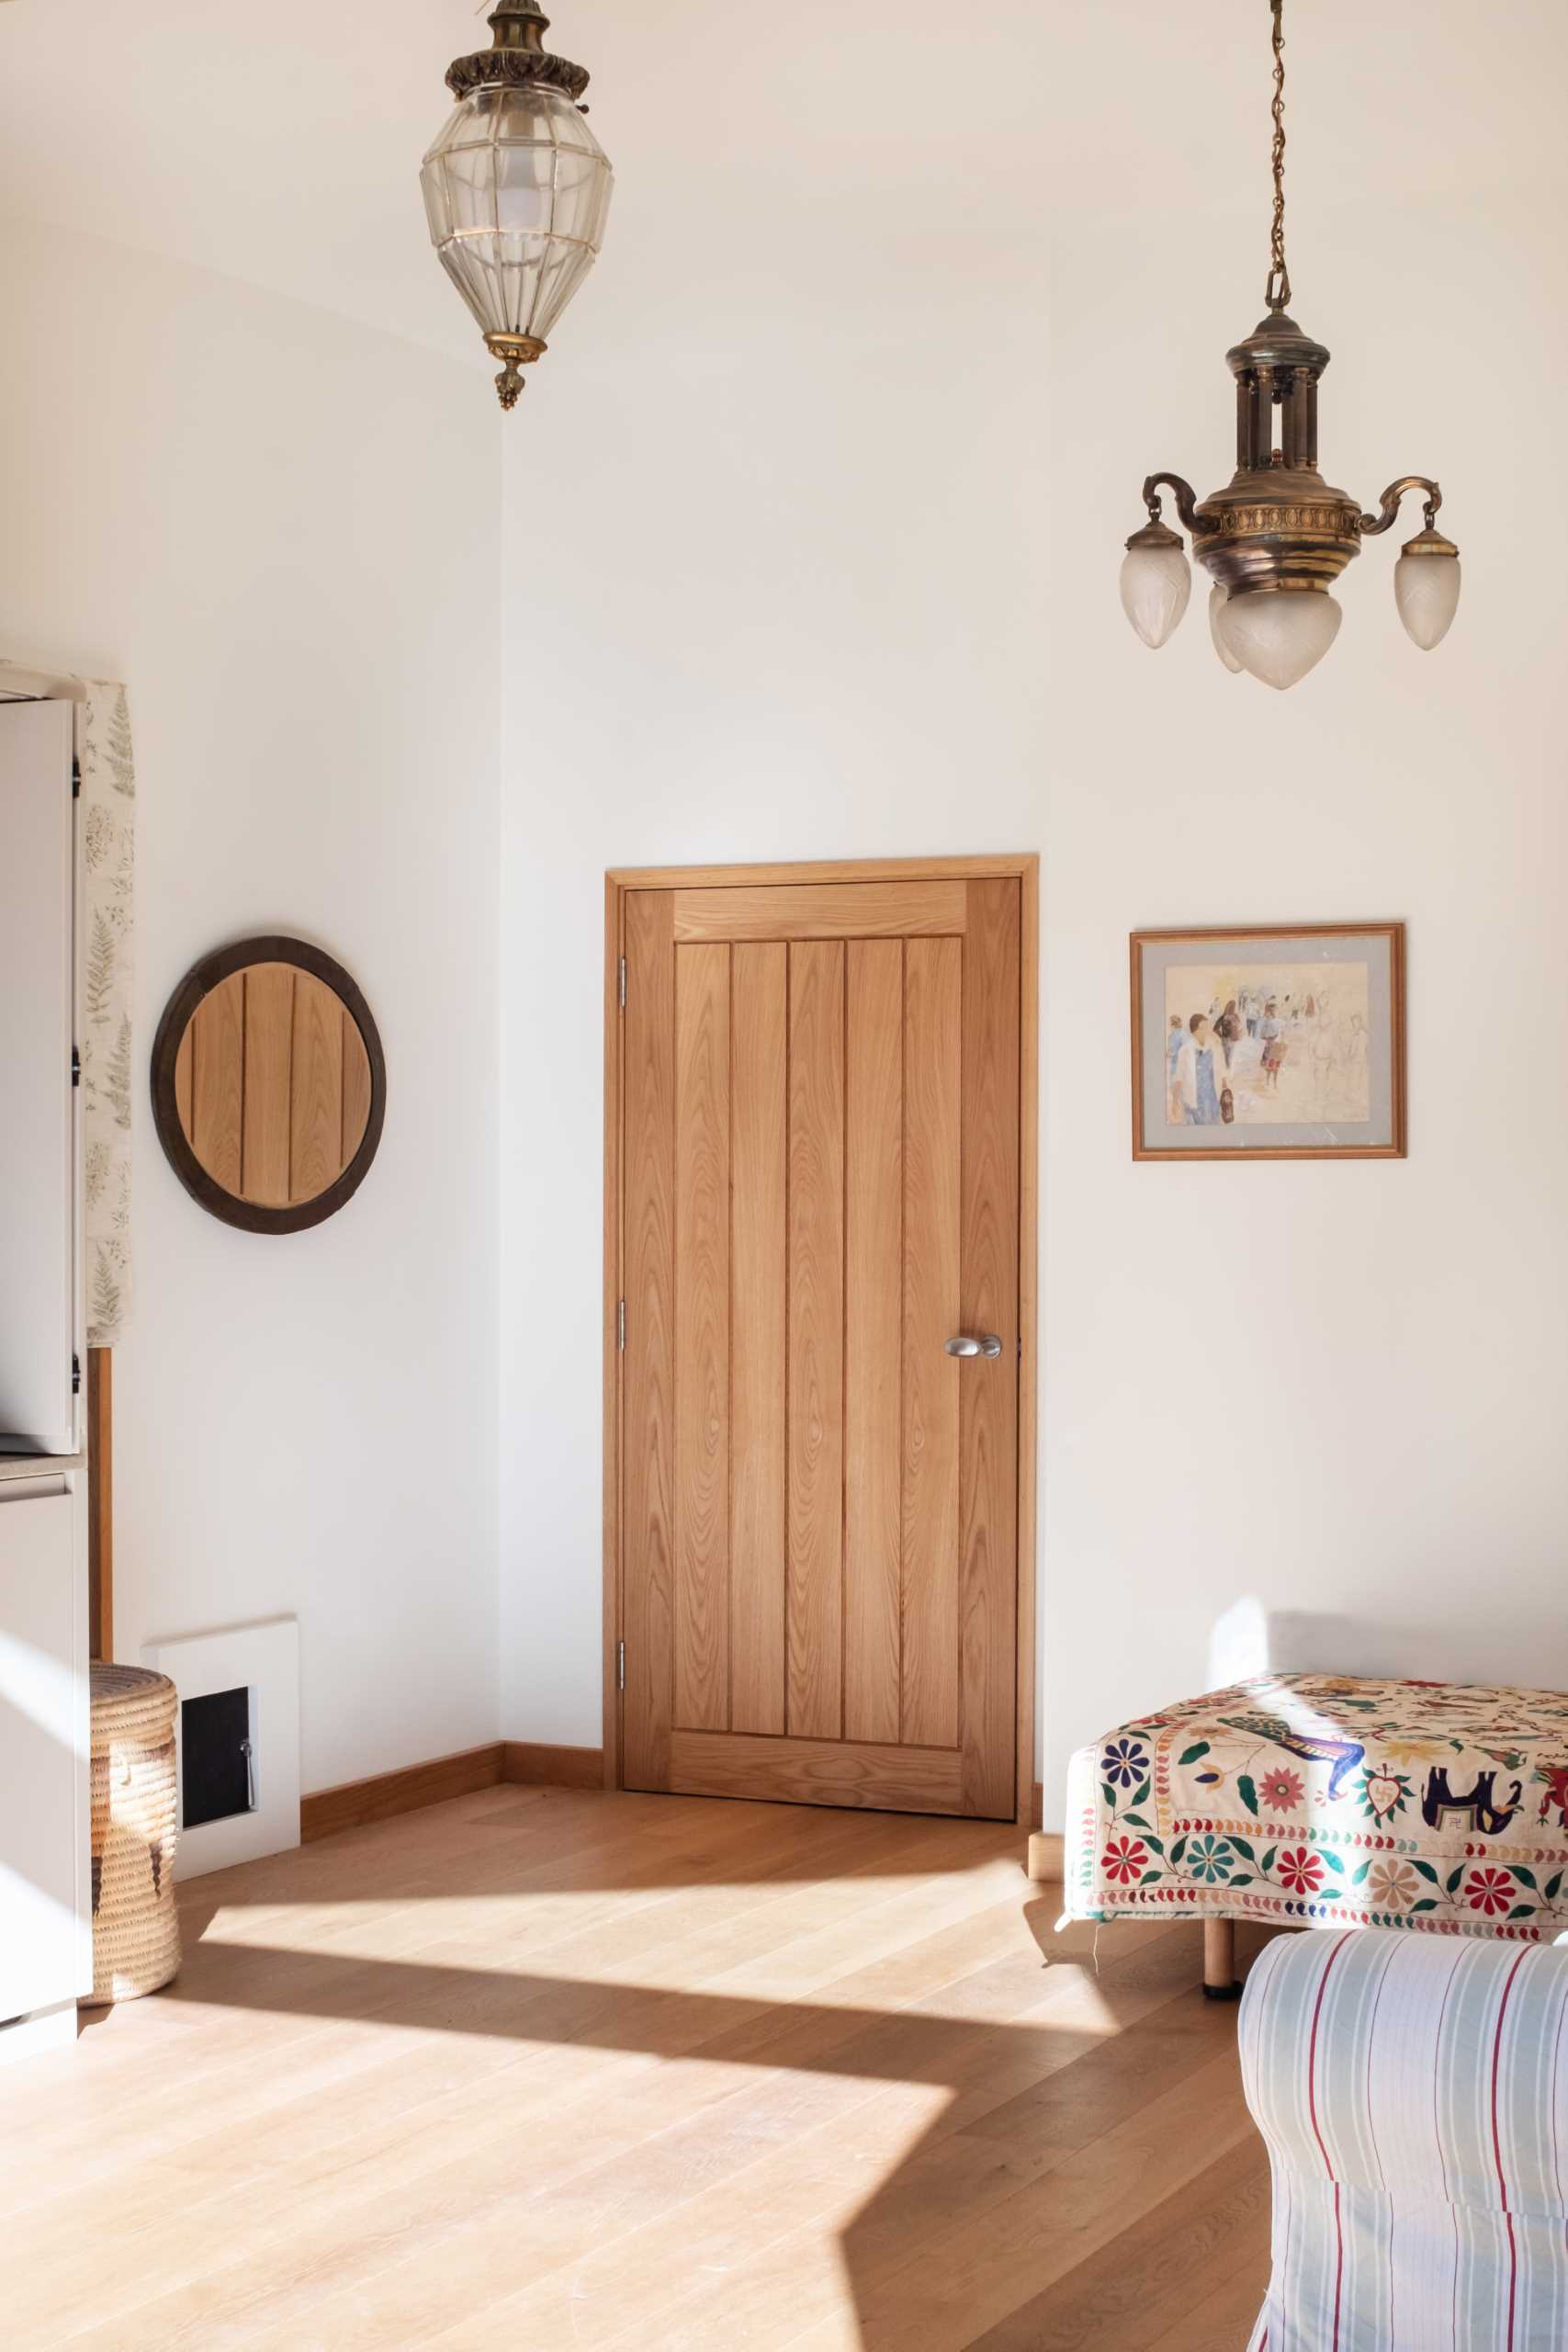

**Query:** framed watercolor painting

left=1131, top=922, right=1405, bottom=1160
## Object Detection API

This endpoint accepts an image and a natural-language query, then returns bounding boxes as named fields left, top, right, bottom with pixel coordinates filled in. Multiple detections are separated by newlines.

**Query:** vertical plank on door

left=674, top=944, right=730, bottom=1731
left=341, top=1010, right=373, bottom=1166
left=290, top=972, right=345, bottom=1204
left=901, top=936, right=962, bottom=1749
left=623, top=891, right=676, bottom=1789
left=787, top=941, right=845, bottom=1741
left=844, top=940, right=903, bottom=1744
left=730, top=943, right=787, bottom=1735
left=243, top=964, right=295, bottom=1207
left=959, top=879, right=1021, bottom=1816
left=190, top=970, right=245, bottom=1197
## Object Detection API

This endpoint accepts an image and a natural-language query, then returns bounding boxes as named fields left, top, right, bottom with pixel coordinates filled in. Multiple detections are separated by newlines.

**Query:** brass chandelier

left=422, top=3, right=613, bottom=411
left=1120, top=0, right=1461, bottom=690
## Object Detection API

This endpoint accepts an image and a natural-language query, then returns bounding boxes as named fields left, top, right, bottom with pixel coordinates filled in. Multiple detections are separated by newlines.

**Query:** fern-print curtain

left=78, top=681, right=136, bottom=1344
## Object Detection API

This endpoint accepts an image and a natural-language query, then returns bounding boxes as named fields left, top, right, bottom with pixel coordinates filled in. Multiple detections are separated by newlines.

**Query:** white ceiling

left=0, top=0, right=496, bottom=358
left=2, top=0, right=1559, bottom=374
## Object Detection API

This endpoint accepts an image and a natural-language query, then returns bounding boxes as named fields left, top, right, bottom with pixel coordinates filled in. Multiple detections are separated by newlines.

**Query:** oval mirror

left=151, top=937, right=386, bottom=1233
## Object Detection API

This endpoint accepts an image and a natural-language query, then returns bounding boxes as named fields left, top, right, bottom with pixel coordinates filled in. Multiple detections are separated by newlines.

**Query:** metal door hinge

left=72, top=755, right=81, bottom=799
left=617, top=1640, right=626, bottom=1692
left=72, top=1353, right=81, bottom=1396
left=616, top=1298, right=626, bottom=1351
left=72, top=1046, right=80, bottom=1087
left=617, top=956, right=627, bottom=1010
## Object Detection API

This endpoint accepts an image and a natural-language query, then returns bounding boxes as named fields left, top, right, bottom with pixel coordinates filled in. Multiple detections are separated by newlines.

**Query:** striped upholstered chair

left=1239, top=1927, right=1568, bottom=2350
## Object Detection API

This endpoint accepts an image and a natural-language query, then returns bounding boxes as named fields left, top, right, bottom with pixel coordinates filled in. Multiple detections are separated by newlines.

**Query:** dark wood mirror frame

left=151, top=935, right=387, bottom=1235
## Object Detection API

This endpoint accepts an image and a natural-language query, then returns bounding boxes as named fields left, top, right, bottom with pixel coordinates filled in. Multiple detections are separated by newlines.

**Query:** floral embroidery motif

left=1103, top=1836, right=1150, bottom=1884
left=1465, top=1868, right=1515, bottom=1917
left=1101, top=1738, right=1147, bottom=1791
left=1277, top=1847, right=1325, bottom=1896
left=1188, top=1835, right=1233, bottom=1884
left=1259, top=1768, right=1304, bottom=1814
left=1367, top=1859, right=1421, bottom=1912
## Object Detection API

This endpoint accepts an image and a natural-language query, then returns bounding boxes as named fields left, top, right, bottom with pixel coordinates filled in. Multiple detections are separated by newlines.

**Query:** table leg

left=1203, top=1917, right=1240, bottom=2001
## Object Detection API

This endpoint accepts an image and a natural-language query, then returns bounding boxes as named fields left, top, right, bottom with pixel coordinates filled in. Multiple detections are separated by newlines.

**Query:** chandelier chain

left=1267, top=0, right=1291, bottom=311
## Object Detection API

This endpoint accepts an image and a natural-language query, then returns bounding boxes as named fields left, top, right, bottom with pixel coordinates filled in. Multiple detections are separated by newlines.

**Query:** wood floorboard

left=964, top=2143, right=1272, bottom=2351
left=4, top=1787, right=1271, bottom=2350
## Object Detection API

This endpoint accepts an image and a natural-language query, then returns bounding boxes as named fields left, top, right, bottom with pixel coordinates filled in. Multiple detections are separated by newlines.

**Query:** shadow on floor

left=159, top=1793, right=1277, bottom=2350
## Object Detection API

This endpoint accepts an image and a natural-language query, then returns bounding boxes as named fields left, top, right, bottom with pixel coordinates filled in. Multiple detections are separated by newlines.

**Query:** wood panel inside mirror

left=173, top=964, right=373, bottom=1209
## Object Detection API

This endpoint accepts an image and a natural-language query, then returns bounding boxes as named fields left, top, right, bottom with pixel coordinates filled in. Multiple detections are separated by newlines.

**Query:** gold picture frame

left=1131, top=922, right=1406, bottom=1161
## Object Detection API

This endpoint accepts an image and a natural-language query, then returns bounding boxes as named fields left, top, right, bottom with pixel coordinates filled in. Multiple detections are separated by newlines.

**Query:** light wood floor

left=3, top=1786, right=1275, bottom=2349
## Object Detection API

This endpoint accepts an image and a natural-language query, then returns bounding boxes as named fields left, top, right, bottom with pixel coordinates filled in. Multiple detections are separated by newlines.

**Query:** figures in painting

left=1175, top=1013, right=1224, bottom=1125
left=1258, top=999, right=1287, bottom=1091
left=1166, top=1015, right=1185, bottom=1125
left=1161, top=958, right=1372, bottom=1128
left=1213, top=1000, right=1243, bottom=1068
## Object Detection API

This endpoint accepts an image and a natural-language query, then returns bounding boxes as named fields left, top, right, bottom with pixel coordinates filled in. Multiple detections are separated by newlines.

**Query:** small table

left=1064, top=1672, right=1568, bottom=1996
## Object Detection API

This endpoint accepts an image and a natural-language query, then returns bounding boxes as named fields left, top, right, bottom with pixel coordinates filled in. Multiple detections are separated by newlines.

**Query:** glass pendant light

left=1120, top=521, right=1191, bottom=648
left=1209, top=584, right=1245, bottom=673
left=1216, top=588, right=1342, bottom=692
left=1118, top=0, right=1460, bottom=685
left=1393, top=526, right=1463, bottom=650
left=423, top=3, right=613, bottom=411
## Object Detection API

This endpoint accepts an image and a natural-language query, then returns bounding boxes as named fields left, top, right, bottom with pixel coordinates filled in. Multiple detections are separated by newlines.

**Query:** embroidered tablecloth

left=1065, top=1673, right=1568, bottom=1942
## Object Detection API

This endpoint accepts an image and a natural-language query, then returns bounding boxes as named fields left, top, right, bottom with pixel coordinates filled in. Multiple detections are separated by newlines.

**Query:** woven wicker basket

left=84, top=1664, right=181, bottom=2007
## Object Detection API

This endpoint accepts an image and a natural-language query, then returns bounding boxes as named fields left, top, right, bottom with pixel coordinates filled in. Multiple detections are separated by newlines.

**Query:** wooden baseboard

left=300, top=1743, right=504, bottom=1843
left=299, top=1740, right=610, bottom=1844
left=502, top=1741, right=605, bottom=1791
left=302, top=1738, right=1046, bottom=1845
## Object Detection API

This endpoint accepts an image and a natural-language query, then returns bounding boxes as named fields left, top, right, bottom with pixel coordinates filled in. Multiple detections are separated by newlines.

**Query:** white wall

left=0, top=221, right=503, bottom=1794
left=499, top=0, right=1568, bottom=1822
left=6, top=1, right=1559, bottom=1824
left=497, top=0, right=1051, bottom=1748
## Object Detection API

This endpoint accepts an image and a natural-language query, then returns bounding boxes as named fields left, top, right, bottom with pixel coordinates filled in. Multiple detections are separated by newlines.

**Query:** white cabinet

left=0, top=698, right=79, bottom=1456
left=0, top=1477, right=90, bottom=2030
left=1, top=694, right=90, bottom=2059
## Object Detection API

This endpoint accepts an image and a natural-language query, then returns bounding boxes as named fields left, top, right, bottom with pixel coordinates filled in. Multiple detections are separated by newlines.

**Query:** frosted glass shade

left=1216, top=589, right=1342, bottom=690
left=1209, top=584, right=1244, bottom=673
left=422, top=83, right=613, bottom=345
left=1394, top=552, right=1461, bottom=650
left=1119, top=543, right=1190, bottom=649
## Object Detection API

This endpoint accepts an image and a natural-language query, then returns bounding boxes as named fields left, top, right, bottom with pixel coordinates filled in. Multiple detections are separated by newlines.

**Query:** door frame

left=603, top=854, right=1039, bottom=1826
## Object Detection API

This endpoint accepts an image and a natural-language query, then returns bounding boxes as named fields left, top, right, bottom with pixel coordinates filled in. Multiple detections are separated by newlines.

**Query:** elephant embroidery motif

left=1421, top=1767, right=1523, bottom=1837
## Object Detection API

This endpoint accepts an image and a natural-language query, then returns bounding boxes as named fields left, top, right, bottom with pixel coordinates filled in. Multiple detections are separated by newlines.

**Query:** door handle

left=944, top=1334, right=1003, bottom=1359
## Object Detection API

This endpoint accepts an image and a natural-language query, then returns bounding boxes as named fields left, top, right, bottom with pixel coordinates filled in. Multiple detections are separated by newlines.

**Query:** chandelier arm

left=1141, top=473, right=1204, bottom=537
left=1359, top=477, right=1443, bottom=538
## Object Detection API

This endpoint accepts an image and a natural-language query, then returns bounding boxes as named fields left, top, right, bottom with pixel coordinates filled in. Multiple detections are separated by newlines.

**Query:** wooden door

left=620, top=874, right=1022, bottom=1819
